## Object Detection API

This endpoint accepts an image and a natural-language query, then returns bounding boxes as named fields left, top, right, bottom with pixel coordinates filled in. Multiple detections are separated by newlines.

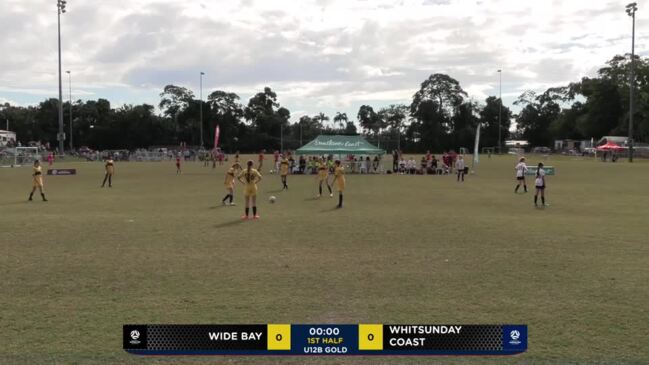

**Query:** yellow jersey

left=32, top=166, right=44, bottom=187
left=280, top=158, right=289, bottom=176
left=105, top=159, right=114, bottom=174
left=317, top=162, right=328, bottom=180
left=334, top=166, right=345, bottom=191
left=238, top=168, right=262, bottom=196
left=225, top=167, right=236, bottom=188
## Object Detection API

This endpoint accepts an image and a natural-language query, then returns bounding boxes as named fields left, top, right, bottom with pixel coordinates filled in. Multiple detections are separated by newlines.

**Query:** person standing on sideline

left=101, top=155, right=115, bottom=188
left=47, top=152, right=54, bottom=166
left=331, top=160, right=345, bottom=208
left=237, top=160, right=262, bottom=219
left=280, top=155, right=289, bottom=190
left=514, top=157, right=528, bottom=193
left=455, top=155, right=466, bottom=182
left=534, top=162, right=547, bottom=207
left=28, top=160, right=48, bottom=201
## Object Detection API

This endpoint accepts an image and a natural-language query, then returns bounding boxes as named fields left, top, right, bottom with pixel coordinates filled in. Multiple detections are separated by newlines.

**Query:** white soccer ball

left=269, top=196, right=277, bottom=203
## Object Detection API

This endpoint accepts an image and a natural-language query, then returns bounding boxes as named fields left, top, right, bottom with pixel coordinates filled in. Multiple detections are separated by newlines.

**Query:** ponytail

left=246, top=160, right=253, bottom=183
left=536, top=163, right=543, bottom=178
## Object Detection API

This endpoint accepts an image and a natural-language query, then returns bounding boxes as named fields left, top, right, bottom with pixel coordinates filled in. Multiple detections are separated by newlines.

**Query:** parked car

left=532, top=147, right=552, bottom=154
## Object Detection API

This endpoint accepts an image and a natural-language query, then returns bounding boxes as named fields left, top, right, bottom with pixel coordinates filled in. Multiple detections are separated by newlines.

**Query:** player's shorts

left=516, top=176, right=525, bottom=180
left=33, top=177, right=44, bottom=188
left=225, top=183, right=234, bottom=190
left=106, top=167, right=114, bottom=175
left=337, top=181, right=345, bottom=192
left=244, top=185, right=258, bottom=197
left=535, top=185, right=545, bottom=190
left=318, top=173, right=328, bottom=181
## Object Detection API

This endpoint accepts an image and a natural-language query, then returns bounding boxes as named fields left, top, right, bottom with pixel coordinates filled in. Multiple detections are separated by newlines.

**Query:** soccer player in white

left=515, top=157, right=528, bottom=193
left=455, top=155, right=465, bottom=182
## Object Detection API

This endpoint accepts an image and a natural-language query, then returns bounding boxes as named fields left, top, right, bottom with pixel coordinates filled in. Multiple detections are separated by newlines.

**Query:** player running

left=28, top=160, right=48, bottom=202
left=237, top=160, right=262, bottom=219
left=515, top=157, right=528, bottom=193
left=534, top=162, right=547, bottom=207
left=101, top=155, right=115, bottom=188
left=280, top=155, right=289, bottom=190
left=331, top=160, right=345, bottom=208
left=316, top=157, right=332, bottom=198
left=221, top=163, right=240, bottom=206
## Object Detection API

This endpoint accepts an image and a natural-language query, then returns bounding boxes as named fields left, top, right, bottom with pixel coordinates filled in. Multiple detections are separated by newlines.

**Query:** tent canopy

left=296, top=135, right=385, bottom=155
left=596, top=141, right=625, bottom=151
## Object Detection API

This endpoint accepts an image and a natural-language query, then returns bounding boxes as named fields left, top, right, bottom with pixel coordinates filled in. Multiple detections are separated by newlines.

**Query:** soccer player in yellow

left=280, top=155, right=290, bottom=190
left=316, top=157, right=332, bottom=198
left=221, top=163, right=240, bottom=206
left=237, top=160, right=262, bottom=219
left=331, top=159, right=345, bottom=208
left=101, top=156, right=115, bottom=188
left=28, top=160, right=48, bottom=201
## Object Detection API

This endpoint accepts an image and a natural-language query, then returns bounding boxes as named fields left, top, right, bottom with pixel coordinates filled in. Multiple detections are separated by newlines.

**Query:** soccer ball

left=269, top=196, right=276, bottom=203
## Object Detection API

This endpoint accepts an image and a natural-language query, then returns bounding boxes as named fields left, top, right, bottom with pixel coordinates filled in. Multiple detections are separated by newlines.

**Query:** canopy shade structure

left=596, top=141, right=625, bottom=152
left=296, top=135, right=385, bottom=155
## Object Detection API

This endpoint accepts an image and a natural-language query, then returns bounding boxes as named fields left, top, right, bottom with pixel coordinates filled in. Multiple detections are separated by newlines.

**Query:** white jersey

left=456, top=159, right=465, bottom=171
left=535, top=168, right=546, bottom=187
left=516, top=162, right=528, bottom=177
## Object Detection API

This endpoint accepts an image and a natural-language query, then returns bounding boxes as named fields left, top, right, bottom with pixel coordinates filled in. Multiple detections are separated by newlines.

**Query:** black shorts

left=536, top=185, right=545, bottom=190
left=517, top=176, right=525, bottom=180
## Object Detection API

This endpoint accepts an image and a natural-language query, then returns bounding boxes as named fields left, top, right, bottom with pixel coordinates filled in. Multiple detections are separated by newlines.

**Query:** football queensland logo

left=509, top=330, right=521, bottom=345
left=129, top=330, right=141, bottom=345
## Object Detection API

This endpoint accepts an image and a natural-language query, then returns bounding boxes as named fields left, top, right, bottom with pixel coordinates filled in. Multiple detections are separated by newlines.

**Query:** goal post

left=0, top=147, right=41, bottom=167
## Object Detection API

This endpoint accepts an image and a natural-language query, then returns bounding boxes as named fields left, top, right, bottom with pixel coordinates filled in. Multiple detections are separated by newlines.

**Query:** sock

left=29, top=192, right=33, bottom=199
left=327, top=185, right=332, bottom=194
left=229, top=194, right=233, bottom=204
left=319, top=186, right=322, bottom=195
left=541, top=196, right=545, bottom=205
left=253, top=206, right=257, bottom=216
left=222, top=194, right=229, bottom=202
left=515, top=185, right=519, bottom=192
left=524, top=185, right=527, bottom=192
left=41, top=193, right=47, bottom=201
left=102, top=175, right=108, bottom=186
left=109, top=176, right=112, bottom=186
left=245, top=207, right=249, bottom=216
left=534, top=196, right=538, bottom=205
left=338, top=193, right=343, bottom=207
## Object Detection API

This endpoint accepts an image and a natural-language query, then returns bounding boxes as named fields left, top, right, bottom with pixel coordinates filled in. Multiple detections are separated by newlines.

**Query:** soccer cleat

left=253, top=215, right=260, bottom=219
left=241, top=215, right=249, bottom=220
left=229, top=202, right=236, bottom=206
left=329, top=193, right=333, bottom=198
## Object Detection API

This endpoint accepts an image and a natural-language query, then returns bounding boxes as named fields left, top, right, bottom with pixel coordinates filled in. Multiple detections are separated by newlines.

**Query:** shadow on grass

left=209, top=205, right=228, bottom=210
left=214, top=219, right=245, bottom=228
left=266, top=189, right=284, bottom=194
left=304, top=196, right=320, bottom=201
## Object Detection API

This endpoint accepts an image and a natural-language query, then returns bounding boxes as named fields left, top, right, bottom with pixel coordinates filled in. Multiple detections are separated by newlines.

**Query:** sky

left=1, top=0, right=647, bottom=124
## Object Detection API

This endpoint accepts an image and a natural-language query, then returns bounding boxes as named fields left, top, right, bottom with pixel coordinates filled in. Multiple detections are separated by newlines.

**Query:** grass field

left=1, top=155, right=648, bottom=365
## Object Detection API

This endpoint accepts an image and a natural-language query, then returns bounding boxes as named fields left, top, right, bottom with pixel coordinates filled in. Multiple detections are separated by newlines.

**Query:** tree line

left=1, top=54, right=647, bottom=153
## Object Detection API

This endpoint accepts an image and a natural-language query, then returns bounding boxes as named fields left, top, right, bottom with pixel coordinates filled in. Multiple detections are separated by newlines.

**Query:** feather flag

left=213, top=125, right=220, bottom=151
left=472, top=123, right=481, bottom=169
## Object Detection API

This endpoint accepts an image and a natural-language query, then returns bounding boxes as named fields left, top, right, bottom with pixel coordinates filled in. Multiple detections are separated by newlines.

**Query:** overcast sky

left=1, top=0, right=647, bottom=123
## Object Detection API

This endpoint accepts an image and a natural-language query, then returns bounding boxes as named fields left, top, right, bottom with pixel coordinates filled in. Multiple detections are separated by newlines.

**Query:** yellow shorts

left=337, top=182, right=345, bottom=192
left=244, top=185, right=258, bottom=197
left=225, top=183, right=234, bottom=190
left=106, top=167, right=114, bottom=175
left=33, top=177, right=44, bottom=188
left=318, top=174, right=328, bottom=182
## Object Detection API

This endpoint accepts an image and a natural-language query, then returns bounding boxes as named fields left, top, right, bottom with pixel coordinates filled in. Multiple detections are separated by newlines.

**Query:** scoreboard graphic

left=124, top=324, right=527, bottom=356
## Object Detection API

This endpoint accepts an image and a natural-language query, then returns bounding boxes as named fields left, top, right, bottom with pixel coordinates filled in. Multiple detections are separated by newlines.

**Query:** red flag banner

left=214, top=125, right=220, bottom=151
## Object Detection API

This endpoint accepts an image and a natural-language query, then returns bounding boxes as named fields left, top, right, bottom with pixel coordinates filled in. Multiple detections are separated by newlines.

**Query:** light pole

left=66, top=70, right=73, bottom=151
left=57, top=0, right=67, bottom=155
left=199, top=71, right=204, bottom=148
left=626, top=2, right=638, bottom=162
left=497, top=69, right=502, bottom=154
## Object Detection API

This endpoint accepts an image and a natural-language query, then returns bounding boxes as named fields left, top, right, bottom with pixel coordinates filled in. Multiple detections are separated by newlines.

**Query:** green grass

left=1, top=155, right=648, bottom=365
